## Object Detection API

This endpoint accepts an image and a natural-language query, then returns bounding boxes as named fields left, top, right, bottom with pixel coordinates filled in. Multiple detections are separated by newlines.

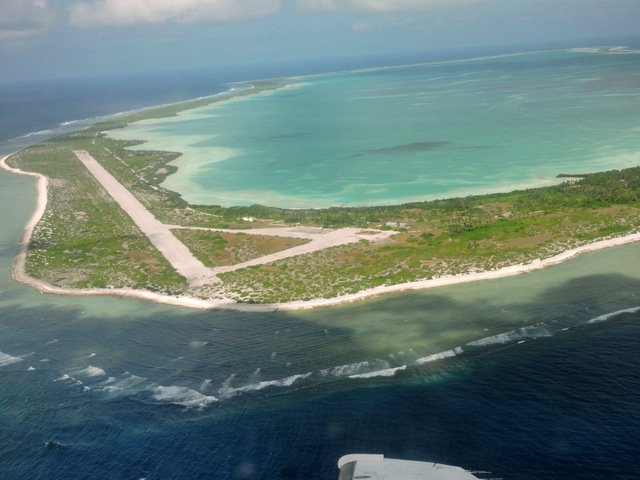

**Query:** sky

left=1, top=0, right=639, bottom=83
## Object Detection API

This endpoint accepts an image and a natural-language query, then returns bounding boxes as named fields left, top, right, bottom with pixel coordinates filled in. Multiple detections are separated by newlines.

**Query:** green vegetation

left=172, top=230, right=309, bottom=267
left=7, top=84, right=640, bottom=304
left=8, top=141, right=186, bottom=293
left=220, top=204, right=640, bottom=303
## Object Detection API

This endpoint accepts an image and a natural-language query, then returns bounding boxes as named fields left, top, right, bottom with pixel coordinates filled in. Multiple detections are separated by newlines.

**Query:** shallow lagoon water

left=110, top=49, right=640, bottom=207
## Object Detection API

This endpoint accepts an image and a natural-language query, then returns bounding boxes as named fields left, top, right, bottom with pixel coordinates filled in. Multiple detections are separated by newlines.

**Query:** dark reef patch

left=354, top=141, right=451, bottom=157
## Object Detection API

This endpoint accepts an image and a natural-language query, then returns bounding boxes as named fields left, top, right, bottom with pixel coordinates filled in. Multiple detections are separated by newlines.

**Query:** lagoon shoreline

left=3, top=152, right=640, bottom=311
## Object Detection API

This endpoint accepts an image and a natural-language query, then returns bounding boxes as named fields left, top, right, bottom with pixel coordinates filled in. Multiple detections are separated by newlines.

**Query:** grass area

left=219, top=204, right=640, bottom=303
left=6, top=80, right=640, bottom=303
left=8, top=141, right=187, bottom=293
left=172, top=229, right=309, bottom=267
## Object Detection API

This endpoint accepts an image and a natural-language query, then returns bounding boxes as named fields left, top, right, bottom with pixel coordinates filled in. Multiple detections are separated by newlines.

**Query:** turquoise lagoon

left=109, top=48, right=640, bottom=208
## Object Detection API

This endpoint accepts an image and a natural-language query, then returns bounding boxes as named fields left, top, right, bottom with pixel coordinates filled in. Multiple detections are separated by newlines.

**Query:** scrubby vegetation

left=7, top=82, right=640, bottom=304
left=8, top=141, right=186, bottom=293
left=172, top=230, right=308, bottom=267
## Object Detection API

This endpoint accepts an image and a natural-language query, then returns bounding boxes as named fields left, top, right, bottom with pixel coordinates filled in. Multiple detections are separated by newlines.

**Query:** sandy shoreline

left=2, top=152, right=640, bottom=312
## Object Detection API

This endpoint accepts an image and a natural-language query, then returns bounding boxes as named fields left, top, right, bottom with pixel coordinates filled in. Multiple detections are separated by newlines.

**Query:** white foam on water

left=27, top=366, right=36, bottom=371
left=467, top=325, right=552, bottom=347
left=0, top=351, right=23, bottom=368
left=330, top=361, right=371, bottom=377
left=349, top=365, right=407, bottom=379
left=200, top=379, right=212, bottom=392
left=97, top=373, right=147, bottom=394
left=415, top=348, right=461, bottom=365
left=587, top=306, right=640, bottom=324
left=18, top=129, right=54, bottom=139
left=54, top=374, right=84, bottom=387
left=218, top=374, right=237, bottom=397
left=75, top=366, right=106, bottom=378
left=45, top=339, right=59, bottom=345
left=88, top=353, right=97, bottom=358
left=151, top=386, right=218, bottom=409
left=219, top=372, right=312, bottom=398
left=190, top=341, right=208, bottom=348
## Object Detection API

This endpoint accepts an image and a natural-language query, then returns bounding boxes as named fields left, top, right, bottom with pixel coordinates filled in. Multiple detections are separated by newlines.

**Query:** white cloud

left=297, top=0, right=482, bottom=12
left=0, top=0, right=53, bottom=42
left=69, top=0, right=283, bottom=27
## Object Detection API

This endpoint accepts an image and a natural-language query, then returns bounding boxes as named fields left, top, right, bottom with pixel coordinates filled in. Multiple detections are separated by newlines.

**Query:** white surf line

left=73, top=150, right=216, bottom=287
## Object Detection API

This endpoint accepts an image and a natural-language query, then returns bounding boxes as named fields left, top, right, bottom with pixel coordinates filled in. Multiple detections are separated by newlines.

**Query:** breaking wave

left=0, top=351, right=23, bottom=368
left=97, top=372, right=148, bottom=395
left=416, top=347, right=464, bottom=365
left=349, top=366, right=406, bottom=379
left=18, top=129, right=54, bottom=139
left=54, top=374, right=88, bottom=391
left=218, top=373, right=312, bottom=399
left=467, top=325, right=552, bottom=347
left=587, top=306, right=640, bottom=324
left=151, top=386, right=218, bottom=409
left=75, top=366, right=107, bottom=378
left=328, top=361, right=371, bottom=377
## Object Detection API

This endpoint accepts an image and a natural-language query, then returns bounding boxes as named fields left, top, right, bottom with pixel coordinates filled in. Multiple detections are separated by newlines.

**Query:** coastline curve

left=2, top=150, right=640, bottom=313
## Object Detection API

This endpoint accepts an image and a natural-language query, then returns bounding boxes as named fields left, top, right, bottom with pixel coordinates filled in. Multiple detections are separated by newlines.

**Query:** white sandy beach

left=2, top=152, right=640, bottom=312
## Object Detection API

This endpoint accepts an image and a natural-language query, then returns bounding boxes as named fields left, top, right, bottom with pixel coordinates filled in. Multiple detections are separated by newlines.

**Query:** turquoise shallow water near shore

left=110, top=48, right=640, bottom=207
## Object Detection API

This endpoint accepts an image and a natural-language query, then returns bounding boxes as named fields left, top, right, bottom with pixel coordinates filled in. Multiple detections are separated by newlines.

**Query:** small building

left=385, top=221, right=408, bottom=229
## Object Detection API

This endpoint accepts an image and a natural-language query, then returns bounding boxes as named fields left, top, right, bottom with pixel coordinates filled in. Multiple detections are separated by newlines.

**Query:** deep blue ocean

left=1, top=44, right=640, bottom=479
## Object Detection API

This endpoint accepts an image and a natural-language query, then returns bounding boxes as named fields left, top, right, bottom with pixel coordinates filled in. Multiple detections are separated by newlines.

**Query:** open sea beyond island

left=1, top=45, right=640, bottom=479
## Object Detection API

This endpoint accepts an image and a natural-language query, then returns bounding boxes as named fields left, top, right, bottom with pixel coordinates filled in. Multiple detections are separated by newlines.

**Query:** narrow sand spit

left=2, top=153, right=640, bottom=311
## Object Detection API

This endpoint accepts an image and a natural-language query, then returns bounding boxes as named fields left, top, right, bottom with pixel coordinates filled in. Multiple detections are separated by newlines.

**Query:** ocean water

left=2, top=47, right=640, bottom=479
left=109, top=48, right=640, bottom=207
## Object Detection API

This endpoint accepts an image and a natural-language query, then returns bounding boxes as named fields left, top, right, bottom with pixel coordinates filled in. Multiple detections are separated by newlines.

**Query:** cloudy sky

left=1, top=0, right=639, bottom=83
